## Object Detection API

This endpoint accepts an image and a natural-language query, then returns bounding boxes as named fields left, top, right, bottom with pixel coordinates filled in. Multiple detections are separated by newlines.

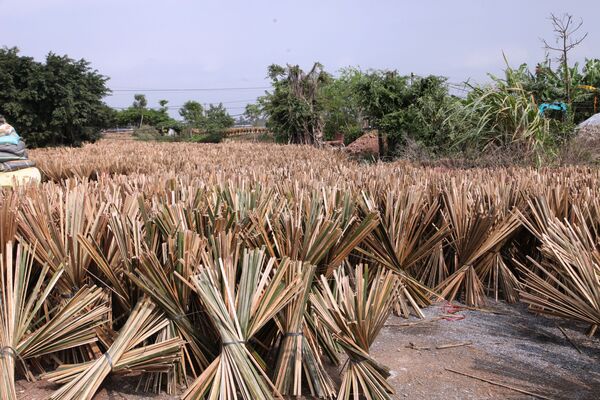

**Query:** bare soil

left=345, top=131, right=379, bottom=156
left=16, top=302, right=600, bottom=399
left=375, top=302, right=600, bottom=399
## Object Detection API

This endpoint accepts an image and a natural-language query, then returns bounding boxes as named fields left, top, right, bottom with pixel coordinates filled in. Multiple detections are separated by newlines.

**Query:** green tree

left=260, top=63, right=330, bottom=145
left=354, top=70, right=462, bottom=156
left=132, top=94, right=147, bottom=127
left=184, top=103, right=234, bottom=143
left=321, top=67, right=364, bottom=143
left=353, top=70, right=409, bottom=155
left=115, top=95, right=179, bottom=132
left=0, top=47, right=112, bottom=147
left=133, top=94, right=147, bottom=109
left=204, top=103, right=235, bottom=134
left=243, top=103, right=263, bottom=127
left=158, top=99, right=169, bottom=113
left=179, top=101, right=205, bottom=127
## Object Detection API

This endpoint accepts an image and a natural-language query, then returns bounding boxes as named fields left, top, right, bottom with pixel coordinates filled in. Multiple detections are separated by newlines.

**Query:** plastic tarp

left=578, top=113, right=600, bottom=128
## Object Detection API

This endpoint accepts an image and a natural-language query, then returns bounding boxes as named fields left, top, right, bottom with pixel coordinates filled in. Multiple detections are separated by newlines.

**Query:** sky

left=1, top=0, right=599, bottom=118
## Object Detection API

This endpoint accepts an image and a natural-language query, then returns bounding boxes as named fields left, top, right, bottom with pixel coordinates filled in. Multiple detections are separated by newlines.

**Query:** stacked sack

left=0, top=117, right=36, bottom=173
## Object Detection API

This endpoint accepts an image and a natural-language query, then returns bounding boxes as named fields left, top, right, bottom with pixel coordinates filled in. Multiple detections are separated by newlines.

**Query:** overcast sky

left=1, top=0, right=598, bottom=118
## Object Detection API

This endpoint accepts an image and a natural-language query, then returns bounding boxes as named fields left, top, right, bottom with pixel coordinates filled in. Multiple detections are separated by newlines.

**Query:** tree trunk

left=563, top=36, right=571, bottom=106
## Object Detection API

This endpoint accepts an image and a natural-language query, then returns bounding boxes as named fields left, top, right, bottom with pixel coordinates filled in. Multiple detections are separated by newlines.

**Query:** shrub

left=132, top=125, right=161, bottom=140
left=189, top=133, right=223, bottom=143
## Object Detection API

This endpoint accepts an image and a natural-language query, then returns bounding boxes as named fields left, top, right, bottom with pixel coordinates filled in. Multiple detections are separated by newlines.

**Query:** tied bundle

left=272, top=260, right=336, bottom=398
left=311, top=265, right=399, bottom=400
left=183, top=248, right=302, bottom=400
left=49, top=297, right=182, bottom=400
left=0, top=242, right=109, bottom=400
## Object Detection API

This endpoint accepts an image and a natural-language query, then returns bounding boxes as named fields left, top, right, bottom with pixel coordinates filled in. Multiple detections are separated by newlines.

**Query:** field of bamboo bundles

left=1, top=138, right=599, bottom=399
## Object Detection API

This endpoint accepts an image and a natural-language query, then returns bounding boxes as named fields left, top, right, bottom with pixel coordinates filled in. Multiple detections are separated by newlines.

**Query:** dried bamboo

left=311, top=265, right=399, bottom=400
left=183, top=248, right=302, bottom=399
left=49, top=297, right=174, bottom=400
left=0, top=242, right=109, bottom=400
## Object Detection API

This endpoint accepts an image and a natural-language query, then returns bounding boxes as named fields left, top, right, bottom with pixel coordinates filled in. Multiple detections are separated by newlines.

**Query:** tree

left=321, top=67, right=364, bottom=143
left=132, top=94, right=147, bottom=127
left=133, top=94, right=147, bottom=109
left=115, top=108, right=176, bottom=128
left=542, top=13, right=588, bottom=106
left=182, top=103, right=234, bottom=143
left=354, top=70, right=461, bottom=156
left=204, top=103, right=235, bottom=134
left=354, top=70, right=409, bottom=156
left=158, top=99, right=169, bottom=113
left=179, top=101, right=205, bottom=127
left=261, top=63, right=329, bottom=145
left=115, top=95, right=179, bottom=131
left=0, top=47, right=112, bottom=147
left=243, top=103, right=263, bottom=127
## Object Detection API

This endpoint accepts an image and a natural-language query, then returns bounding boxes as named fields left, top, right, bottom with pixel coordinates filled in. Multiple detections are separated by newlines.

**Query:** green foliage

left=257, top=57, right=589, bottom=163
left=492, top=57, right=600, bottom=124
left=354, top=71, right=462, bottom=154
left=203, top=103, right=235, bottom=135
left=260, top=63, right=330, bottom=144
left=177, top=102, right=234, bottom=142
left=179, top=101, right=205, bottom=127
left=115, top=94, right=180, bottom=132
left=188, top=132, right=224, bottom=143
left=458, top=61, right=575, bottom=164
left=0, top=47, right=112, bottom=147
left=158, top=99, right=169, bottom=113
left=133, top=94, right=147, bottom=109
left=321, top=68, right=364, bottom=141
left=115, top=107, right=179, bottom=130
left=243, top=103, right=264, bottom=127
left=132, top=125, right=161, bottom=140
left=260, top=65, right=467, bottom=153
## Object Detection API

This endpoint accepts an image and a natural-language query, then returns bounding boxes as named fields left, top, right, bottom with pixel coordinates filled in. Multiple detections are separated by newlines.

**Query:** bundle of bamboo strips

left=183, top=248, right=302, bottom=399
left=436, top=181, right=522, bottom=306
left=17, top=187, right=109, bottom=295
left=519, top=204, right=600, bottom=335
left=0, top=242, right=109, bottom=400
left=272, top=259, right=336, bottom=398
left=359, top=189, right=445, bottom=316
left=49, top=297, right=177, bottom=399
left=311, top=265, right=399, bottom=400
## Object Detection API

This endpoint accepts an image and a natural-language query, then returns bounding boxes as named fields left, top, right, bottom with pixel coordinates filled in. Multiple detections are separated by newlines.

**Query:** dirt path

left=17, top=302, right=600, bottom=399
left=375, top=302, right=600, bottom=399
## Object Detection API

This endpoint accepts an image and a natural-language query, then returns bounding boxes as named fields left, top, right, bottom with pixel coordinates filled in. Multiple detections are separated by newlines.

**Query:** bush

left=132, top=125, right=161, bottom=140
left=459, top=65, right=577, bottom=165
left=189, top=133, right=223, bottom=143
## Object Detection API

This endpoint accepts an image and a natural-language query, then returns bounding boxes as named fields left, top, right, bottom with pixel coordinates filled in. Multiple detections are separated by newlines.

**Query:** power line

left=219, top=99, right=259, bottom=104
left=112, top=105, right=249, bottom=111
left=109, top=86, right=271, bottom=93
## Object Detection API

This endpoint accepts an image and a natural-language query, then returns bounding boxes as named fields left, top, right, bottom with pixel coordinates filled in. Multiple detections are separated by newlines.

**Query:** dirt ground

left=16, top=301, right=600, bottom=399
left=345, top=130, right=379, bottom=156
